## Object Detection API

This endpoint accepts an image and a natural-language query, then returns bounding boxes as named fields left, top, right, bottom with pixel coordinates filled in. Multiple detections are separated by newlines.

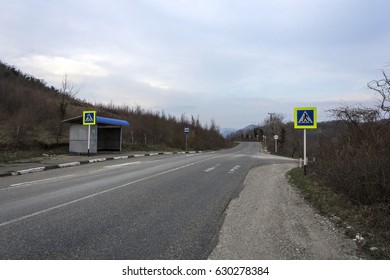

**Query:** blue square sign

left=83, top=110, right=96, bottom=125
left=294, top=107, right=317, bottom=129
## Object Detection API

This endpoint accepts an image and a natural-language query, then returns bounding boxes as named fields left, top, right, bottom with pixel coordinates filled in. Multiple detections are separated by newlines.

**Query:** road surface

left=0, top=142, right=293, bottom=259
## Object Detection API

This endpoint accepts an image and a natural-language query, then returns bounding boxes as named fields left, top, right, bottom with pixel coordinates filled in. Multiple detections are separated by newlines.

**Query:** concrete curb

left=0, top=151, right=203, bottom=177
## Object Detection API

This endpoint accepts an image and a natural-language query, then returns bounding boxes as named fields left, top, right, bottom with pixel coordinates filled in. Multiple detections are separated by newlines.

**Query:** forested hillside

left=0, top=61, right=230, bottom=152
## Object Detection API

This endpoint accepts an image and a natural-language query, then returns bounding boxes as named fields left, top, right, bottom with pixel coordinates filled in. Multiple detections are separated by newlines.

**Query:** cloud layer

left=1, top=0, right=389, bottom=128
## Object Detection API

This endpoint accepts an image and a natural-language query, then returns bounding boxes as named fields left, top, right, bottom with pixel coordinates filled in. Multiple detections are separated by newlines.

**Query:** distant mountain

left=220, top=128, right=237, bottom=137
left=241, top=124, right=257, bottom=131
left=220, top=124, right=257, bottom=138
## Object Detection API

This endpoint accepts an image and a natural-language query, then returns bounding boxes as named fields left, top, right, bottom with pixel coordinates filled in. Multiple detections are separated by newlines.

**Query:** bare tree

left=328, top=106, right=380, bottom=130
left=57, top=74, right=79, bottom=143
left=61, top=74, right=78, bottom=98
left=368, top=70, right=390, bottom=116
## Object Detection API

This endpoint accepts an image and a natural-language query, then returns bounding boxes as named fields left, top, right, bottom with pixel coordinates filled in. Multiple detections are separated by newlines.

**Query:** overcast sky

left=1, top=0, right=389, bottom=129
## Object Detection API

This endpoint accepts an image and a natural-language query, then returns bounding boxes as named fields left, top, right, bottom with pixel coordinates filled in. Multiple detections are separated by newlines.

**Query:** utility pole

left=268, top=112, right=275, bottom=134
left=268, top=112, right=274, bottom=124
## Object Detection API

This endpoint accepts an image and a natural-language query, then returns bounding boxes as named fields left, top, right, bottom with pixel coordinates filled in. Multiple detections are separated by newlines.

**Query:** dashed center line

left=204, top=164, right=221, bottom=173
left=204, top=167, right=216, bottom=172
left=228, top=165, right=241, bottom=174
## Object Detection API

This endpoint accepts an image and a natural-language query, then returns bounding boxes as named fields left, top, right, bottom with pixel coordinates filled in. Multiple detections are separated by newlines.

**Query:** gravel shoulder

left=209, top=163, right=360, bottom=260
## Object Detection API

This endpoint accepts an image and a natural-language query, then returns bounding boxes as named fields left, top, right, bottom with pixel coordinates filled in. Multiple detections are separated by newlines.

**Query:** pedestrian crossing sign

left=294, top=107, right=317, bottom=129
left=83, top=110, right=96, bottom=125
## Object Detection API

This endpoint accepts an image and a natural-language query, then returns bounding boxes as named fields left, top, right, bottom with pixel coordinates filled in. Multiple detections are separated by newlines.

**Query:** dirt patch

left=209, top=163, right=361, bottom=259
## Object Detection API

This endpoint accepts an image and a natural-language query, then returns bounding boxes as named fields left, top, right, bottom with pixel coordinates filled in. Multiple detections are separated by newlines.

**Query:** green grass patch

left=288, top=167, right=390, bottom=259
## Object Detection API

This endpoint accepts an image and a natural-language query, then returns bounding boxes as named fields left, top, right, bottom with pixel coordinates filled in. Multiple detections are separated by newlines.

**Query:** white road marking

left=3, top=174, right=77, bottom=190
left=228, top=165, right=241, bottom=174
left=204, top=164, right=221, bottom=173
left=204, top=167, right=216, bottom=172
left=0, top=156, right=218, bottom=228
left=104, top=162, right=141, bottom=168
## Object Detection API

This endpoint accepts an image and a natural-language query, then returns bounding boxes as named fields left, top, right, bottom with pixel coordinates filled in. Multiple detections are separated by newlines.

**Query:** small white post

left=274, top=138, right=277, bottom=154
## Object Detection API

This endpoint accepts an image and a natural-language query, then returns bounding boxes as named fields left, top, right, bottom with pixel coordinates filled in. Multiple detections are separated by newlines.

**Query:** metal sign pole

left=273, top=135, right=278, bottom=154
left=83, top=110, right=96, bottom=157
left=294, top=107, right=316, bottom=176
left=275, top=138, right=277, bottom=154
left=303, top=129, right=307, bottom=175
left=87, top=124, right=91, bottom=157
left=184, top=127, right=189, bottom=151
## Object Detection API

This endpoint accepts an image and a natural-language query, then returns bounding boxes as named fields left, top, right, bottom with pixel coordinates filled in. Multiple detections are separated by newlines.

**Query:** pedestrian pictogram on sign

left=83, top=111, right=96, bottom=126
left=298, top=111, right=313, bottom=124
left=294, top=107, right=317, bottom=129
left=85, top=114, right=94, bottom=122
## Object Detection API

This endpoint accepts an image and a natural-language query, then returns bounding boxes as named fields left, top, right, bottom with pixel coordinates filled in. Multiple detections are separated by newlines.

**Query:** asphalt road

left=0, top=142, right=293, bottom=259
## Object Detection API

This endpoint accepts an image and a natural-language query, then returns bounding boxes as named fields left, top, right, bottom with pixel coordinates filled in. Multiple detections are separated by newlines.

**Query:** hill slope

left=0, top=61, right=230, bottom=151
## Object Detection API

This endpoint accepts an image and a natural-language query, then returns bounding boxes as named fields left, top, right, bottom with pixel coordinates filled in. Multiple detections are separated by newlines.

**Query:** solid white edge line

left=104, top=162, right=141, bottom=168
left=4, top=174, right=77, bottom=190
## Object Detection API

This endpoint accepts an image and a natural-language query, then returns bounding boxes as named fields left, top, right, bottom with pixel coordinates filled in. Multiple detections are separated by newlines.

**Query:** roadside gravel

left=209, top=163, right=360, bottom=260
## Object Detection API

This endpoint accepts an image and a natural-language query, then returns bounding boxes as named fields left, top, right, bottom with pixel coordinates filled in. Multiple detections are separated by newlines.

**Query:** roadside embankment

left=209, top=163, right=361, bottom=259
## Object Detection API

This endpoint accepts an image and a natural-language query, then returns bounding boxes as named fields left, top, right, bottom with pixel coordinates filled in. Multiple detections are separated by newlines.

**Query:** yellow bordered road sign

left=83, top=110, right=96, bottom=125
left=294, top=107, right=317, bottom=129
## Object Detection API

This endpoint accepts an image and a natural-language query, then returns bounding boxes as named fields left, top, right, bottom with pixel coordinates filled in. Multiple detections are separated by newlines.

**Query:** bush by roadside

left=288, top=167, right=389, bottom=260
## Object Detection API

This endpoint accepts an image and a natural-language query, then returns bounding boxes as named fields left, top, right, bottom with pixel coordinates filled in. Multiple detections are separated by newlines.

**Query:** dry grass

left=288, top=167, right=389, bottom=259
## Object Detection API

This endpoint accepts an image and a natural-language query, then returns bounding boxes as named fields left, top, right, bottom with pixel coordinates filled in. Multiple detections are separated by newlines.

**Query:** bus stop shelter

left=62, top=115, right=129, bottom=154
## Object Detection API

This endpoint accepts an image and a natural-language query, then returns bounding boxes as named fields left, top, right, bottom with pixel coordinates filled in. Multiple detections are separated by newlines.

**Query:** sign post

left=294, top=107, right=317, bottom=175
left=274, top=134, right=279, bottom=154
left=83, top=111, right=96, bottom=157
left=184, top=127, right=190, bottom=151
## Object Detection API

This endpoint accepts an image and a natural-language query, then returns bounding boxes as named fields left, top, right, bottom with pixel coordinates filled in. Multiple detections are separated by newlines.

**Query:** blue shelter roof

left=62, top=115, right=129, bottom=126
left=96, top=116, right=129, bottom=126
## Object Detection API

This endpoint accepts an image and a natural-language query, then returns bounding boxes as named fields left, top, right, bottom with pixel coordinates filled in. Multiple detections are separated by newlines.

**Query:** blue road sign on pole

left=184, top=127, right=189, bottom=151
left=294, top=107, right=317, bottom=176
left=294, top=107, right=317, bottom=129
left=83, top=110, right=96, bottom=157
left=83, top=111, right=96, bottom=126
